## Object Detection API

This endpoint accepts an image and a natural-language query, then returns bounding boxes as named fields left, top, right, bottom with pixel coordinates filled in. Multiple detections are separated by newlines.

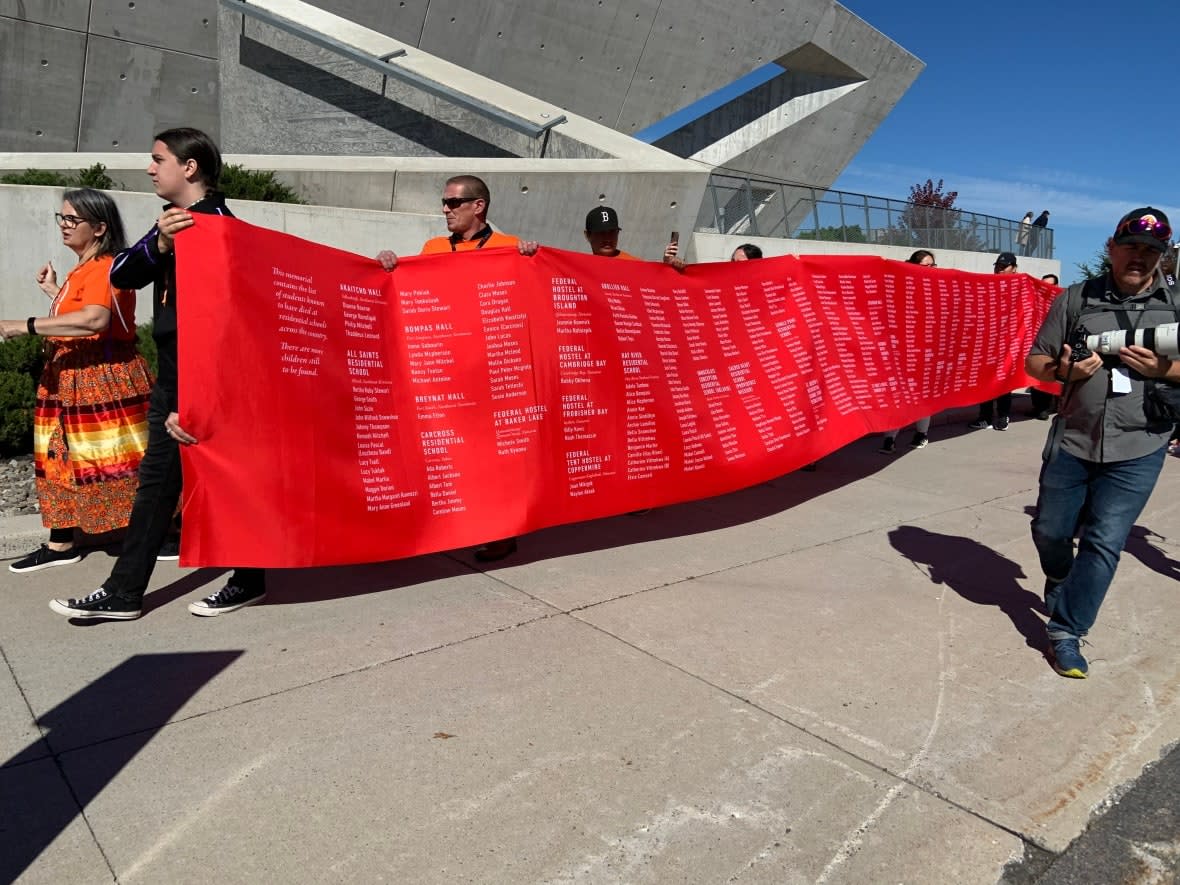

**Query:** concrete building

left=2, top=0, right=921, bottom=189
left=12, top=1, right=1052, bottom=321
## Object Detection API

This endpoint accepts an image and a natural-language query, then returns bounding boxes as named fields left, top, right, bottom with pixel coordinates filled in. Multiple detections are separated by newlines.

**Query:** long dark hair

left=63, top=188, right=127, bottom=257
left=907, top=249, right=935, bottom=265
left=733, top=243, right=763, bottom=260
left=154, top=127, right=222, bottom=189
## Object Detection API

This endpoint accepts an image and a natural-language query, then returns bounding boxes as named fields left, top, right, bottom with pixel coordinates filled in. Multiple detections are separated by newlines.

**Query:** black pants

left=104, top=387, right=263, bottom=603
left=978, top=394, right=1012, bottom=422
left=1029, top=388, right=1056, bottom=415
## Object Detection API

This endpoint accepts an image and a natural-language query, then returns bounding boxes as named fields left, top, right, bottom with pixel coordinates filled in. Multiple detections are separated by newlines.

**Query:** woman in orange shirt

left=0, top=189, right=154, bottom=573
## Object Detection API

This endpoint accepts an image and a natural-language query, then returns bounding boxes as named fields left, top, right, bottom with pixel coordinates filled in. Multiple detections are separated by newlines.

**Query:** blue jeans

left=1031, top=445, right=1166, bottom=639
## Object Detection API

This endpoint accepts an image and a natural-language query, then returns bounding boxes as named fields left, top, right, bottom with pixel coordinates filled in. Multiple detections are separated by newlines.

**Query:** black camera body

left=1068, top=325, right=1092, bottom=362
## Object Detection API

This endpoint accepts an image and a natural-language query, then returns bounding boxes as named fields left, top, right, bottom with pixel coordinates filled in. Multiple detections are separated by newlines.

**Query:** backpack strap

left=1045, top=277, right=1112, bottom=463
left=1064, top=280, right=1087, bottom=332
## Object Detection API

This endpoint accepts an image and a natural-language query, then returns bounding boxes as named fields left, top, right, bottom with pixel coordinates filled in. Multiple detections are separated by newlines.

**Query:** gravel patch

left=0, top=455, right=38, bottom=518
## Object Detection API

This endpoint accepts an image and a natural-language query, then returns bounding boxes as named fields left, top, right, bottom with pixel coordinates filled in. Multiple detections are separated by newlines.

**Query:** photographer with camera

left=1024, top=208, right=1180, bottom=678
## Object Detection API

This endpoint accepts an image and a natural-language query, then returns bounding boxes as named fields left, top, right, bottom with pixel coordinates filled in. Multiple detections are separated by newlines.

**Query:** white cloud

left=837, top=161, right=1178, bottom=228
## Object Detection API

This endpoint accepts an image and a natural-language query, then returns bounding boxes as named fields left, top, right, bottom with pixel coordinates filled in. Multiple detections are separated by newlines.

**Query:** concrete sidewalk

left=3, top=415, right=1179, bottom=884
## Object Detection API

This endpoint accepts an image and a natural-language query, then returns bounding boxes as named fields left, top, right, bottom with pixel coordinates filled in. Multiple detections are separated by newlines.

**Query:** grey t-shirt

left=1030, top=275, right=1177, bottom=462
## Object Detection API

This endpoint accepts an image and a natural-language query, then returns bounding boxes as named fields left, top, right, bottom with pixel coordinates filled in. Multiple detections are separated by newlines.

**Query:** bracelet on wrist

left=27, top=317, right=37, bottom=336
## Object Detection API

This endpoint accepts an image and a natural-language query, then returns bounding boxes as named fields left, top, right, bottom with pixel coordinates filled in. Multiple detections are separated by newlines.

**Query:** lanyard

left=450, top=227, right=494, bottom=251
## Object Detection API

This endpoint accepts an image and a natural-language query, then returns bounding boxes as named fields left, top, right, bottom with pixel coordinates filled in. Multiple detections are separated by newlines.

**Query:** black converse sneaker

left=10, top=544, right=82, bottom=574
left=187, top=583, right=266, bottom=617
left=156, top=536, right=181, bottom=561
left=48, top=589, right=141, bottom=620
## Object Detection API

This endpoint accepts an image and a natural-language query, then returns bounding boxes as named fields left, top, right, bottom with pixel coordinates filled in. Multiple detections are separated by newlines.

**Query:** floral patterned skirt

left=33, top=338, right=154, bottom=533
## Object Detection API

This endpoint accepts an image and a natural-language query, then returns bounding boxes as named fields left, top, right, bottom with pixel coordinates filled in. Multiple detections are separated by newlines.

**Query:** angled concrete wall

left=302, top=0, right=923, bottom=188
left=217, top=2, right=609, bottom=160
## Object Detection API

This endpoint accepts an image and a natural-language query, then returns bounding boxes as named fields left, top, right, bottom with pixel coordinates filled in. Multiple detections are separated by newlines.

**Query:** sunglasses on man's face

left=441, top=196, right=477, bottom=210
left=1116, top=215, right=1171, bottom=242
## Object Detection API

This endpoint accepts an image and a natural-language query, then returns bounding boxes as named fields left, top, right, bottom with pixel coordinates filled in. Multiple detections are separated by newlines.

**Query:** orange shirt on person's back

left=420, top=228, right=519, bottom=254
left=49, top=255, right=137, bottom=342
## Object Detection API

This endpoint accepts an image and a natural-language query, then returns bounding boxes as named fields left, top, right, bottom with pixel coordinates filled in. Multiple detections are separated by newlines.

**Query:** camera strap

left=1047, top=280, right=1139, bottom=461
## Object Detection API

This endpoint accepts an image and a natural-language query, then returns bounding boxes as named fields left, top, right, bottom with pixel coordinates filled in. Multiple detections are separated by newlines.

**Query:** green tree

left=795, top=224, right=867, bottom=243
left=1076, top=248, right=1111, bottom=281
left=74, top=163, right=118, bottom=190
left=1078, top=238, right=1178, bottom=281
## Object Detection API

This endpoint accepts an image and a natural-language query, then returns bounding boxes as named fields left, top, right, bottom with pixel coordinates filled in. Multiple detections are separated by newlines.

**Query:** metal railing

left=699, top=172, right=1054, bottom=259
left=222, top=0, right=567, bottom=140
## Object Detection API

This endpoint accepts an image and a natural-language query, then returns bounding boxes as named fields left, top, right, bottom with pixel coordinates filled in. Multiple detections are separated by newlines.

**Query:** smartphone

left=670, top=231, right=680, bottom=246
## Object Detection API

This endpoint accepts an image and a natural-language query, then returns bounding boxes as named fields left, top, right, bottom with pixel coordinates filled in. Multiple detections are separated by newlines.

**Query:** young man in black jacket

left=50, top=128, right=266, bottom=620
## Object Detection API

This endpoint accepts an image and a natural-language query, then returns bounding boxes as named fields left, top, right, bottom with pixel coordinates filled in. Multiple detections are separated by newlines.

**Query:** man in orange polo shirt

left=584, top=206, right=641, bottom=260
left=377, top=174, right=536, bottom=562
left=377, top=175, right=537, bottom=264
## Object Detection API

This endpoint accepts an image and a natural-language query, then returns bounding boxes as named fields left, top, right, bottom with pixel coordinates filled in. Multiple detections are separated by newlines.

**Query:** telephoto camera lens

left=1086, top=322, right=1180, bottom=358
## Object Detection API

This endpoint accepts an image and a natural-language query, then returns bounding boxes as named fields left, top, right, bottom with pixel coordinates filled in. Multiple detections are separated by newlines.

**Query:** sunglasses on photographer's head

left=441, top=196, right=478, bottom=210
left=1113, top=209, right=1171, bottom=249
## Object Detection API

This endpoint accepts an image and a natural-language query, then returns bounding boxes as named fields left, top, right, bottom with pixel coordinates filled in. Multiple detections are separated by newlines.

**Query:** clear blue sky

left=831, top=1, right=1178, bottom=284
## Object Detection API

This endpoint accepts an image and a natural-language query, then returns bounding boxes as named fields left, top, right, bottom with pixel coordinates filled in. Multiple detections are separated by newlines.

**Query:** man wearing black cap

left=584, top=207, right=640, bottom=260
left=968, top=252, right=1020, bottom=430
left=1025, top=208, right=1179, bottom=678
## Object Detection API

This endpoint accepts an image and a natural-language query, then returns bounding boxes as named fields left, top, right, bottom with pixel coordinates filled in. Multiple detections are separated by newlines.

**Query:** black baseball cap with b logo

left=585, top=206, right=621, bottom=232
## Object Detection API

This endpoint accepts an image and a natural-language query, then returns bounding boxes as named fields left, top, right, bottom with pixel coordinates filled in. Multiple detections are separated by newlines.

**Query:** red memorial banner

left=176, top=216, right=1056, bottom=567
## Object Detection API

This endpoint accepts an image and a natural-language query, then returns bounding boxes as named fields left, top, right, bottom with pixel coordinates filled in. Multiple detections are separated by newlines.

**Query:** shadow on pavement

left=1023, top=501, right=1180, bottom=584
left=1124, top=525, right=1180, bottom=582
left=244, top=437, right=901, bottom=600
left=0, top=651, right=243, bottom=882
left=888, top=525, right=1050, bottom=654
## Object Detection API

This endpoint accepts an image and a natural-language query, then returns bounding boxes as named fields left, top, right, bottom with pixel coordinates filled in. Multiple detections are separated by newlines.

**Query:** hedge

left=0, top=323, right=157, bottom=456
left=0, top=371, right=34, bottom=455
left=1, top=163, right=118, bottom=190
left=2, top=163, right=305, bottom=204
